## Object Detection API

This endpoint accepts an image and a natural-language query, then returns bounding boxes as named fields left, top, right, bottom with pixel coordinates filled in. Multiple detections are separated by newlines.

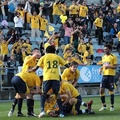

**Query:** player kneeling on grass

left=60, top=81, right=95, bottom=115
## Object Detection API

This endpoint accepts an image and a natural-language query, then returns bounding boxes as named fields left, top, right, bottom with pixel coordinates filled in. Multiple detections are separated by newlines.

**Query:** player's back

left=38, top=53, right=66, bottom=81
left=61, top=82, right=80, bottom=98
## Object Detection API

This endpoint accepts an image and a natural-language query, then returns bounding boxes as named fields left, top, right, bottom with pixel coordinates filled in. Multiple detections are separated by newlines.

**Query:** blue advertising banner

left=78, top=65, right=102, bottom=83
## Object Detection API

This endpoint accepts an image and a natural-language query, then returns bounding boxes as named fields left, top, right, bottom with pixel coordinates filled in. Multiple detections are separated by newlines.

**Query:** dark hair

left=33, top=48, right=39, bottom=51
left=46, top=46, right=56, bottom=53
left=104, top=44, right=112, bottom=50
left=70, top=61, right=78, bottom=66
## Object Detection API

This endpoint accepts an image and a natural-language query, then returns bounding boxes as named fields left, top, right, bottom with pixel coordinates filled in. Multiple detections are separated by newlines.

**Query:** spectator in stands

left=71, top=26, right=81, bottom=50
left=77, top=38, right=86, bottom=56
left=0, top=55, right=3, bottom=67
left=72, top=53, right=84, bottom=65
left=40, top=14, right=48, bottom=39
left=23, top=38, right=32, bottom=55
left=29, top=11, right=40, bottom=38
left=105, top=0, right=112, bottom=11
left=63, top=48, right=73, bottom=60
left=99, top=44, right=117, bottom=112
left=109, top=22, right=119, bottom=46
left=52, top=0, right=61, bottom=24
left=78, top=1, right=88, bottom=25
left=7, top=54, right=16, bottom=86
left=82, top=45, right=91, bottom=65
left=0, top=36, right=13, bottom=64
left=0, top=29, right=5, bottom=40
left=69, top=0, right=79, bottom=21
left=7, top=2, right=15, bottom=22
left=94, top=14, right=103, bottom=45
left=15, top=4, right=26, bottom=19
left=117, top=3, right=120, bottom=13
left=87, top=38, right=94, bottom=62
left=14, top=12, right=24, bottom=37
left=63, top=21, right=73, bottom=45
left=116, top=31, right=120, bottom=54
left=43, top=0, right=53, bottom=23
left=106, top=11, right=114, bottom=32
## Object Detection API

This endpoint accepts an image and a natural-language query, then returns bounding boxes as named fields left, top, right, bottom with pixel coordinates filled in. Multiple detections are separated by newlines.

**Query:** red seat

left=96, top=49, right=104, bottom=54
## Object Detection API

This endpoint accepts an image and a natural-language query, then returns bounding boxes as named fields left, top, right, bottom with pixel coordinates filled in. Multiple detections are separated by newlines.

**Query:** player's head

left=46, top=46, right=56, bottom=53
left=69, top=61, right=78, bottom=72
left=104, top=44, right=112, bottom=55
left=32, top=48, right=41, bottom=58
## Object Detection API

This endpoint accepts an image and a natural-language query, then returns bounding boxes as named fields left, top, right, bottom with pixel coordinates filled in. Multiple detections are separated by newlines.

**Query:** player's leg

left=39, top=81, right=52, bottom=118
left=99, top=76, right=107, bottom=111
left=52, top=80, right=64, bottom=117
left=26, top=92, right=35, bottom=117
left=8, top=93, right=19, bottom=116
left=11, top=76, right=26, bottom=117
left=109, top=76, right=115, bottom=111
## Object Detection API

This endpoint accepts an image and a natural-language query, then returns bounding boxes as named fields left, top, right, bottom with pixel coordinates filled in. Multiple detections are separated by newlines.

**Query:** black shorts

left=100, top=75, right=115, bottom=91
left=63, top=102, right=73, bottom=116
left=11, top=76, right=27, bottom=94
left=43, top=80, right=60, bottom=94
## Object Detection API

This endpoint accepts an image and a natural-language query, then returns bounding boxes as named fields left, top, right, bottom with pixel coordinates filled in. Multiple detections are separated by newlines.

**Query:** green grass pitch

left=0, top=96, right=120, bottom=120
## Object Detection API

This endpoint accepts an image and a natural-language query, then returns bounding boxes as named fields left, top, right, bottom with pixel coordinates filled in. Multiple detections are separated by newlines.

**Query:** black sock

left=12, top=98, right=18, bottom=111
left=27, top=99, right=32, bottom=115
left=110, top=94, right=114, bottom=106
left=100, top=96, right=105, bottom=104
left=40, top=94, right=46, bottom=112
left=31, top=99, right=34, bottom=113
left=57, top=99, right=63, bottom=114
left=18, top=98, right=23, bottom=114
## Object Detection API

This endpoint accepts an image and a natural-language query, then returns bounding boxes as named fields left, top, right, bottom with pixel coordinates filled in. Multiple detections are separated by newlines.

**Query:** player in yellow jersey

left=11, top=48, right=41, bottom=117
left=61, top=61, right=80, bottom=87
left=60, top=82, right=94, bottom=115
left=99, top=44, right=117, bottom=112
left=28, top=46, right=69, bottom=118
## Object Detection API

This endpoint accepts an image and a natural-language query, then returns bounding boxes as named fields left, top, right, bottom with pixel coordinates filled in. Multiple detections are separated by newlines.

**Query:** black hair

left=104, top=44, right=112, bottom=50
left=46, top=46, right=56, bottom=53
left=70, top=61, right=78, bottom=66
left=32, top=48, right=39, bottom=52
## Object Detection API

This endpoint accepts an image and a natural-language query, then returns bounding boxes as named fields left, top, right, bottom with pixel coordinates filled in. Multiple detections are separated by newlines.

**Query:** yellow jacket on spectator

left=52, top=2, right=61, bottom=15
left=94, top=17, right=103, bottom=28
left=16, top=9, right=26, bottom=19
left=87, top=43, right=94, bottom=55
left=0, top=41, right=9, bottom=55
left=79, top=5, right=88, bottom=17
left=23, top=43, right=32, bottom=54
left=40, top=17, right=48, bottom=31
left=30, top=15, right=40, bottom=29
left=69, top=5, right=79, bottom=15
left=60, top=4, right=67, bottom=15
left=117, top=31, right=120, bottom=41
left=26, top=12, right=31, bottom=23
left=117, top=6, right=120, bottom=13
left=77, top=43, right=86, bottom=54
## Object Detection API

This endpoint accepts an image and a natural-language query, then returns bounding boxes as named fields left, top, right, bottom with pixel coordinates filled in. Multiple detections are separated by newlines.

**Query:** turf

left=0, top=96, right=120, bottom=120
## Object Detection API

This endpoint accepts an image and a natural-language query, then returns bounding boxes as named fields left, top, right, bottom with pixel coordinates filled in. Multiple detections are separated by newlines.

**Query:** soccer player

left=10, top=48, right=42, bottom=117
left=60, top=81, right=94, bottom=115
left=61, top=61, right=80, bottom=87
left=28, top=45, right=69, bottom=118
left=99, top=44, right=117, bottom=111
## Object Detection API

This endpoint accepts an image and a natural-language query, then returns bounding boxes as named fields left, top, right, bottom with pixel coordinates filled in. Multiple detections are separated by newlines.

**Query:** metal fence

left=0, top=67, right=18, bottom=91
